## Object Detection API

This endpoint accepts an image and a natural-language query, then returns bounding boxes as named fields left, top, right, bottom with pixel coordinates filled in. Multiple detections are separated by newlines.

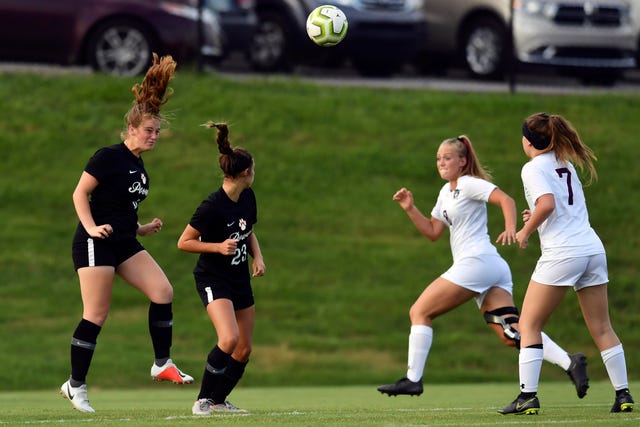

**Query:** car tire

left=246, top=11, right=293, bottom=72
left=87, top=19, right=156, bottom=76
left=460, top=16, right=507, bottom=80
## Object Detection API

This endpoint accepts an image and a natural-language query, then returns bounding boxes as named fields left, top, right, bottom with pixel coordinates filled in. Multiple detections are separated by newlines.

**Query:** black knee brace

left=484, top=306, right=521, bottom=348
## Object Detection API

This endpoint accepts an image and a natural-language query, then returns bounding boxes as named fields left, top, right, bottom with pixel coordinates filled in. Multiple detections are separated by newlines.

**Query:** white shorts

left=441, top=254, right=513, bottom=308
left=531, top=253, right=608, bottom=290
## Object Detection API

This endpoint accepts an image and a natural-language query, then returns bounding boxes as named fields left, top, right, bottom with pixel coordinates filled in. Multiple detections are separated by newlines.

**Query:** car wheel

left=246, top=11, right=292, bottom=72
left=461, top=16, right=507, bottom=79
left=87, top=19, right=156, bottom=76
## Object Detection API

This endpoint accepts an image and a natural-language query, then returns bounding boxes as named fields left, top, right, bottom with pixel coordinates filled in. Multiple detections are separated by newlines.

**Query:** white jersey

left=431, top=175, right=498, bottom=262
left=521, top=151, right=604, bottom=259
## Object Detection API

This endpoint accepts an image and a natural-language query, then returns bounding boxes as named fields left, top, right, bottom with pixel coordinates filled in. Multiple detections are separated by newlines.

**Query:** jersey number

left=555, top=167, right=574, bottom=205
left=231, top=244, right=247, bottom=265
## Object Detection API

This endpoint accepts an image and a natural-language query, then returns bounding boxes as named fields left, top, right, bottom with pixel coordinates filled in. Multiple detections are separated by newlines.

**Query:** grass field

left=1, top=70, right=638, bottom=395
left=1, top=382, right=638, bottom=426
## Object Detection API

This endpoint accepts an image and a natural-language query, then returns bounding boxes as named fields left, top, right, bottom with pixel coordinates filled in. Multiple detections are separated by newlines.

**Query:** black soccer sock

left=198, top=345, right=231, bottom=400
left=212, top=357, right=248, bottom=404
left=149, top=302, right=173, bottom=361
left=70, top=318, right=101, bottom=385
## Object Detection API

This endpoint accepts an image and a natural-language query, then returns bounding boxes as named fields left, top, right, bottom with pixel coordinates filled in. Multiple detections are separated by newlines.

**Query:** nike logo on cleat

left=67, top=384, right=75, bottom=399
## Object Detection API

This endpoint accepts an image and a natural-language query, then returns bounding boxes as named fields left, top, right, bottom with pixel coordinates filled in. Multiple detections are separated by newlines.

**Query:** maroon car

left=0, top=0, right=224, bottom=76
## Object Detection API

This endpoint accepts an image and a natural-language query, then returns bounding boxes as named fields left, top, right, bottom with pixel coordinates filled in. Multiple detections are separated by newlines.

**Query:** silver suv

left=415, top=0, right=637, bottom=79
left=514, top=0, right=636, bottom=72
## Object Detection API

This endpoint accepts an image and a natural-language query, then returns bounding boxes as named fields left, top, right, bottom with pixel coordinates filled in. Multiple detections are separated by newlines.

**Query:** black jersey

left=76, top=143, right=149, bottom=241
left=189, top=186, right=257, bottom=284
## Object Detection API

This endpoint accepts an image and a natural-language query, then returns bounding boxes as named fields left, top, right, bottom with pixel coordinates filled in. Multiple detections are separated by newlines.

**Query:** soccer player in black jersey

left=60, top=54, right=193, bottom=413
left=178, top=122, right=265, bottom=415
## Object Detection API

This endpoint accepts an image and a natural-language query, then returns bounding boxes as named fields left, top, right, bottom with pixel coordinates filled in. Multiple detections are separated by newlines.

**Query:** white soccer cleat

left=212, top=400, right=248, bottom=413
left=150, top=358, right=194, bottom=384
left=60, top=380, right=95, bottom=413
left=192, top=398, right=215, bottom=415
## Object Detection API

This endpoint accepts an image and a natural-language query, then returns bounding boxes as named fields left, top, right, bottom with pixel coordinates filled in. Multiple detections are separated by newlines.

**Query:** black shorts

left=72, top=236, right=145, bottom=270
left=194, top=273, right=254, bottom=310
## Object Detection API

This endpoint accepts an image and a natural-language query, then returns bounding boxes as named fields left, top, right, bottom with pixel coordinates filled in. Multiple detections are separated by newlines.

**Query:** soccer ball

left=306, top=5, right=348, bottom=47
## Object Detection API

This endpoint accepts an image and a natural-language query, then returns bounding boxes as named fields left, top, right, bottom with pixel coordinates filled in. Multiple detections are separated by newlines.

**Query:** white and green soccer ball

left=306, top=5, right=348, bottom=47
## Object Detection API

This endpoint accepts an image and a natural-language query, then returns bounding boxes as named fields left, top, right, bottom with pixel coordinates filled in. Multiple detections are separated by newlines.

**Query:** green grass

left=1, top=382, right=638, bottom=426
left=0, top=70, right=639, bottom=392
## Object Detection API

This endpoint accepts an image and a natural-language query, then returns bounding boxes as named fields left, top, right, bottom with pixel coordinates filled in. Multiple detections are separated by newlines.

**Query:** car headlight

left=160, top=1, right=199, bottom=21
left=513, top=0, right=558, bottom=19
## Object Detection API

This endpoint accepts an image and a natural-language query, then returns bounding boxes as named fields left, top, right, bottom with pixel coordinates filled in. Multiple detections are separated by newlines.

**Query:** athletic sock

left=541, top=332, right=571, bottom=370
left=519, top=345, right=543, bottom=393
left=212, top=358, right=248, bottom=404
left=406, top=325, right=432, bottom=382
left=601, top=343, right=629, bottom=390
left=149, top=302, right=173, bottom=361
left=198, top=345, right=231, bottom=400
left=70, top=318, right=101, bottom=384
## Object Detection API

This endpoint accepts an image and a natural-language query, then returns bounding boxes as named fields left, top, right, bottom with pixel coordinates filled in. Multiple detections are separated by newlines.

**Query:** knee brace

left=484, top=306, right=521, bottom=348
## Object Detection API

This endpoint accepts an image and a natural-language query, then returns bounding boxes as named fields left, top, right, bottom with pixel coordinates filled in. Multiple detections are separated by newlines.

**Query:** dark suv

left=0, top=0, right=224, bottom=76
left=246, top=0, right=427, bottom=76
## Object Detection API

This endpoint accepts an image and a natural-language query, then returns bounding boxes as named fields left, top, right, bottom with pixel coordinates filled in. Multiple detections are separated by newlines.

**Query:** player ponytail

left=205, top=122, right=253, bottom=178
left=121, top=53, right=176, bottom=140
left=524, top=112, right=598, bottom=184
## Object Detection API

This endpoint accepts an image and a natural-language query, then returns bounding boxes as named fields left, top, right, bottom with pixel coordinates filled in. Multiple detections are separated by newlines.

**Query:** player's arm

left=516, top=193, right=555, bottom=249
left=177, top=224, right=237, bottom=255
left=73, top=171, right=112, bottom=239
left=248, top=232, right=265, bottom=277
left=393, top=187, right=446, bottom=241
left=488, top=188, right=517, bottom=246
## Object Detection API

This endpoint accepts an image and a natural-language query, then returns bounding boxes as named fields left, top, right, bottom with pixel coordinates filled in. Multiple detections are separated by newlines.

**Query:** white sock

left=541, top=332, right=571, bottom=370
left=601, top=344, right=629, bottom=390
left=519, top=347, right=543, bottom=393
left=406, top=325, right=432, bottom=382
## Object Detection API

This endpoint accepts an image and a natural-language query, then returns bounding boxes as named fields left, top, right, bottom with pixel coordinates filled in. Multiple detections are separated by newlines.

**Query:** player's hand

left=522, top=209, right=532, bottom=223
left=252, top=258, right=266, bottom=277
left=137, top=218, right=163, bottom=236
left=516, top=229, right=529, bottom=249
left=495, top=229, right=516, bottom=246
left=219, top=239, right=238, bottom=256
left=392, top=188, right=414, bottom=211
left=88, top=224, right=113, bottom=239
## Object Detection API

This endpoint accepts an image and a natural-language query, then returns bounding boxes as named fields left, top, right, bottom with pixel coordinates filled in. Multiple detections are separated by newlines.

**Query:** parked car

left=414, top=0, right=510, bottom=79
left=246, top=0, right=427, bottom=77
left=204, top=0, right=258, bottom=59
left=513, top=0, right=636, bottom=79
left=0, top=0, right=224, bottom=76
left=415, top=0, right=637, bottom=80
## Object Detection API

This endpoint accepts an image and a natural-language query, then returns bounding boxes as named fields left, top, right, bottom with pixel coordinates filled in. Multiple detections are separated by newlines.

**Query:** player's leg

left=117, top=250, right=193, bottom=384
left=482, top=287, right=588, bottom=398
left=499, top=281, right=567, bottom=415
left=209, top=305, right=254, bottom=412
left=576, top=281, right=634, bottom=412
left=193, top=298, right=244, bottom=415
left=377, top=277, right=475, bottom=396
left=61, top=265, right=114, bottom=413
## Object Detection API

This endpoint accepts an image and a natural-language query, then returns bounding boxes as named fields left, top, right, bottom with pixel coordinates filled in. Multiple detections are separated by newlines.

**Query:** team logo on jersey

left=239, top=218, right=247, bottom=231
left=452, top=189, right=460, bottom=199
left=442, top=210, right=452, bottom=226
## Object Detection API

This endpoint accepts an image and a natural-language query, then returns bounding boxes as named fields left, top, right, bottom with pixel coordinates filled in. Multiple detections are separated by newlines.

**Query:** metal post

left=508, top=0, right=516, bottom=93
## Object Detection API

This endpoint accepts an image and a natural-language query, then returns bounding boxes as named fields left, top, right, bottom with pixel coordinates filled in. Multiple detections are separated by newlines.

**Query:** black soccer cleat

left=566, top=352, right=589, bottom=398
left=499, top=394, right=540, bottom=415
left=611, top=389, right=634, bottom=413
left=377, top=377, right=423, bottom=396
